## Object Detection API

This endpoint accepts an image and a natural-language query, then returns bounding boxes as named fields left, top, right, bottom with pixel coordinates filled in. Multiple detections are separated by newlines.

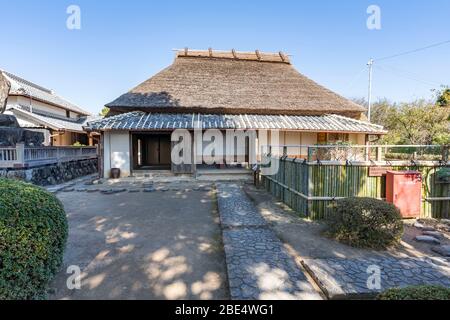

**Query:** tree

left=99, top=107, right=110, bottom=117
left=354, top=98, right=450, bottom=146
left=435, top=86, right=450, bottom=107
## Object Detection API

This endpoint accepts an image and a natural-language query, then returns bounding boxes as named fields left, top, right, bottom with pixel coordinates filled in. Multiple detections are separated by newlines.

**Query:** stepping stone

left=415, top=235, right=441, bottom=245
left=128, top=189, right=141, bottom=193
left=431, top=245, right=450, bottom=257
left=76, top=188, right=87, bottom=192
left=101, top=190, right=116, bottom=195
left=62, top=188, right=75, bottom=192
left=413, top=222, right=435, bottom=231
left=86, top=189, right=99, bottom=193
left=422, top=231, right=444, bottom=239
left=143, top=188, right=155, bottom=193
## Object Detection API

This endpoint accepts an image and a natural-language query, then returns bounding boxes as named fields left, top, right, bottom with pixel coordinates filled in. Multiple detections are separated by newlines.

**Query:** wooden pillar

left=98, top=133, right=104, bottom=178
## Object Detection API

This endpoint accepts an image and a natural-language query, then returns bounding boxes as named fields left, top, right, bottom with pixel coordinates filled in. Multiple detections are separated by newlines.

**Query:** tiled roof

left=86, top=111, right=386, bottom=134
left=2, top=71, right=90, bottom=116
left=8, top=106, right=98, bottom=133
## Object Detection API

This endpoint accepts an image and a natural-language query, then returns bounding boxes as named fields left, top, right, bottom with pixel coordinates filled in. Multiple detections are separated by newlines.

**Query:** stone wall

left=0, top=158, right=98, bottom=186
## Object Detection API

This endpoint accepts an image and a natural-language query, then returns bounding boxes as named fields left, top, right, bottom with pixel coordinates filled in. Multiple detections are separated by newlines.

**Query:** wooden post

left=376, top=146, right=383, bottom=162
left=442, top=146, right=449, bottom=162
left=365, top=142, right=370, bottom=162
left=307, top=146, right=313, bottom=162
left=16, top=143, right=25, bottom=167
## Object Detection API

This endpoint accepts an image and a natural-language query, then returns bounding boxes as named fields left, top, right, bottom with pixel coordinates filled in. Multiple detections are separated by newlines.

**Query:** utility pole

left=367, top=58, right=374, bottom=122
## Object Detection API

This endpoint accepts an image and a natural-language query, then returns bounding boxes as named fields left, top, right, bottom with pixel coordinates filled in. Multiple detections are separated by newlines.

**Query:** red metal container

left=386, top=171, right=422, bottom=218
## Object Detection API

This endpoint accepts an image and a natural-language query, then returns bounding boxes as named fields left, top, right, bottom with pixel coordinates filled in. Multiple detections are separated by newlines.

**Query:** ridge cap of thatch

left=174, top=48, right=291, bottom=64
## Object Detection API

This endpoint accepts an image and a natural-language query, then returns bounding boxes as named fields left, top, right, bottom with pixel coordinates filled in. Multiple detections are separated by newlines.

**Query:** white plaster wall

left=284, top=131, right=302, bottom=157
left=348, top=133, right=367, bottom=145
left=103, top=131, right=131, bottom=178
left=16, top=96, right=82, bottom=119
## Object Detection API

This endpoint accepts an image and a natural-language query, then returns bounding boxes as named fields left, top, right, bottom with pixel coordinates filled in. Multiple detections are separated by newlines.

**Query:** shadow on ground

left=49, top=189, right=229, bottom=300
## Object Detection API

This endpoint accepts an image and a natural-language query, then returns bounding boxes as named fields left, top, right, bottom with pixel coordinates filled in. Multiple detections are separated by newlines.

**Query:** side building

left=2, top=70, right=99, bottom=146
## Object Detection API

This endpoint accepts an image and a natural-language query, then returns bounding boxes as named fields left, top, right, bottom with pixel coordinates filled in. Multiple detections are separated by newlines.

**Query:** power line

left=374, top=65, right=440, bottom=87
left=374, top=40, right=450, bottom=62
left=345, top=66, right=367, bottom=89
left=376, top=64, right=442, bottom=87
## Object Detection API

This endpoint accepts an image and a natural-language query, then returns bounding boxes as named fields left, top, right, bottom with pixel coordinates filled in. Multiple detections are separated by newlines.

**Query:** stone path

left=303, top=256, right=450, bottom=299
left=216, top=183, right=321, bottom=300
left=217, top=183, right=268, bottom=228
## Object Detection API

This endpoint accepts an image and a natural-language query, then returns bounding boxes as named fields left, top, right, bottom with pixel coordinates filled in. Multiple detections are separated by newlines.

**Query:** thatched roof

left=106, top=49, right=365, bottom=117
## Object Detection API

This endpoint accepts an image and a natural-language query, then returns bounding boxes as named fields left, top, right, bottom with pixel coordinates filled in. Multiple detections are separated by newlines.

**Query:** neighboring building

left=2, top=70, right=99, bottom=146
left=86, top=49, right=386, bottom=178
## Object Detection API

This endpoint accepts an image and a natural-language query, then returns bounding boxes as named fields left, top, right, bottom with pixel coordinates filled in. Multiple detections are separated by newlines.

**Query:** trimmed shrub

left=0, top=179, right=68, bottom=299
left=326, top=197, right=404, bottom=249
left=377, top=285, right=450, bottom=300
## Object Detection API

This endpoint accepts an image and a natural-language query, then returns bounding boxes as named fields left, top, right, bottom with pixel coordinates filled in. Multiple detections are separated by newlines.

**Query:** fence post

left=365, top=143, right=370, bottom=161
left=443, top=145, right=449, bottom=162
left=16, top=143, right=25, bottom=167
left=283, top=146, right=288, bottom=157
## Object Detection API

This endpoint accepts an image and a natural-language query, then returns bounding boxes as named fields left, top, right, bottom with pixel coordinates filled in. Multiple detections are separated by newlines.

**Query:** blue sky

left=0, top=0, right=449, bottom=114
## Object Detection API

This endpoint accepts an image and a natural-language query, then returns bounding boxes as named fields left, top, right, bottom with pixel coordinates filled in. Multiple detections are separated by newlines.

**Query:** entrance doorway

left=132, top=134, right=171, bottom=170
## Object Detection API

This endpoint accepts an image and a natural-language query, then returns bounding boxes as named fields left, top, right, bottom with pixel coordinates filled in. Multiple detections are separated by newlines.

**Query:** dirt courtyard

left=49, top=187, right=229, bottom=300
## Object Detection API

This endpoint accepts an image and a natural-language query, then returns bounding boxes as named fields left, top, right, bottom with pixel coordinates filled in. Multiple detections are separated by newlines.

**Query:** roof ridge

left=175, top=48, right=291, bottom=64
left=3, top=70, right=91, bottom=116
left=3, top=71, right=53, bottom=94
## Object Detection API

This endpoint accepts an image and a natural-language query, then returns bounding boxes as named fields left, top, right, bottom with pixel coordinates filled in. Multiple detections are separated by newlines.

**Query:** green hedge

left=378, top=285, right=450, bottom=300
left=0, top=179, right=68, bottom=299
left=326, top=197, right=404, bottom=249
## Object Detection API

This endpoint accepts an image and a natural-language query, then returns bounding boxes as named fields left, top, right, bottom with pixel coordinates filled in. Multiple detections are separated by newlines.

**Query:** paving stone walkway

left=303, top=256, right=450, bottom=299
left=216, top=183, right=321, bottom=300
left=217, top=183, right=268, bottom=228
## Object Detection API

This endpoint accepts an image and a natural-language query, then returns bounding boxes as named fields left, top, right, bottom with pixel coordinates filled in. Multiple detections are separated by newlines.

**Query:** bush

left=326, top=197, right=404, bottom=249
left=377, top=285, right=450, bottom=300
left=0, top=179, right=68, bottom=299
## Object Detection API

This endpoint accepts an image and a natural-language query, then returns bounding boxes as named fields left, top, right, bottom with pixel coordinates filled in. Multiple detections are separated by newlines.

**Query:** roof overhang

left=85, top=111, right=387, bottom=135
left=10, top=107, right=86, bottom=133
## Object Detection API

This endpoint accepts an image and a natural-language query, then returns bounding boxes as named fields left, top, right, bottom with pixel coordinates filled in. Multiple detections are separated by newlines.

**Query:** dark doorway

left=132, top=134, right=171, bottom=170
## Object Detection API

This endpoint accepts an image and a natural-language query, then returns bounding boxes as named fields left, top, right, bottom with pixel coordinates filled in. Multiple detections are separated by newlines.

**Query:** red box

left=386, top=171, right=422, bottom=218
